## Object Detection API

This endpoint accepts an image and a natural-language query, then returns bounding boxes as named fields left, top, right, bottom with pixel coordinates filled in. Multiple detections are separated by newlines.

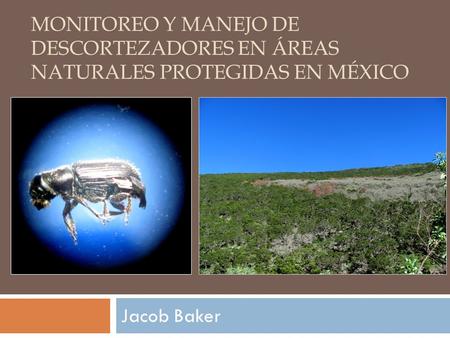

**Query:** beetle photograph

left=11, top=97, right=191, bottom=274
left=29, top=159, right=147, bottom=243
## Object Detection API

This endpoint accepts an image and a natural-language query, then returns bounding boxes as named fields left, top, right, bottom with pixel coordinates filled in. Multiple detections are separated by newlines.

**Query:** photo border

left=197, top=96, right=448, bottom=276
left=9, top=96, right=193, bottom=276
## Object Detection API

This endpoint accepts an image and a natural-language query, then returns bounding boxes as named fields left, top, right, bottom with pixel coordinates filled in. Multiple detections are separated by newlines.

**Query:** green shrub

left=200, top=163, right=446, bottom=274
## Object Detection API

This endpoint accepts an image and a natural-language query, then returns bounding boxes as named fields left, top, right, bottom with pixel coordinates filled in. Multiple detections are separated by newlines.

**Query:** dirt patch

left=271, top=228, right=315, bottom=255
left=254, top=171, right=445, bottom=202
left=310, top=182, right=336, bottom=197
left=251, top=179, right=271, bottom=187
left=271, top=224, right=337, bottom=256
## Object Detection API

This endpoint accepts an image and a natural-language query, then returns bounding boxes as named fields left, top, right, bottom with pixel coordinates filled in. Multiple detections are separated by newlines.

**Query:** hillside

left=200, top=163, right=447, bottom=274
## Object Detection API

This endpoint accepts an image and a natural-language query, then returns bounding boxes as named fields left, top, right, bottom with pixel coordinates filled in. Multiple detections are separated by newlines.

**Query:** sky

left=200, top=98, right=446, bottom=174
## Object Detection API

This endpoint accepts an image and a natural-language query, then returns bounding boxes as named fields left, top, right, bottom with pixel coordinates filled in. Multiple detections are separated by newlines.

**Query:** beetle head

left=29, top=174, right=57, bottom=210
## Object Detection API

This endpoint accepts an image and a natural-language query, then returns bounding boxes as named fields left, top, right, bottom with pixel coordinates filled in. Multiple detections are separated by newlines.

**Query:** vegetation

left=201, top=162, right=437, bottom=182
left=200, top=162, right=446, bottom=274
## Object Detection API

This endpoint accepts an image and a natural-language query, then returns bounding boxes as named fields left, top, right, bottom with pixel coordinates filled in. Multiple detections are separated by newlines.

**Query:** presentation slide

left=0, top=1, right=449, bottom=336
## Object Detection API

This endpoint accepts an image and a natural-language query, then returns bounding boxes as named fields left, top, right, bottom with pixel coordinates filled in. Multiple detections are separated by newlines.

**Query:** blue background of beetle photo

left=12, top=98, right=191, bottom=273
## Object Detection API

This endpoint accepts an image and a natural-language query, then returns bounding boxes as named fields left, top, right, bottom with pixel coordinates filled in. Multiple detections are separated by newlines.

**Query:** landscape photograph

left=200, top=98, right=447, bottom=275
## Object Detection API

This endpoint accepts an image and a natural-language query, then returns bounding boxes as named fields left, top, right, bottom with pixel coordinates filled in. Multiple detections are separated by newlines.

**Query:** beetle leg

left=63, top=199, right=78, bottom=244
left=125, top=195, right=132, bottom=224
left=102, top=201, right=111, bottom=222
left=110, top=200, right=125, bottom=215
left=110, top=193, right=130, bottom=224
left=75, top=196, right=108, bottom=224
